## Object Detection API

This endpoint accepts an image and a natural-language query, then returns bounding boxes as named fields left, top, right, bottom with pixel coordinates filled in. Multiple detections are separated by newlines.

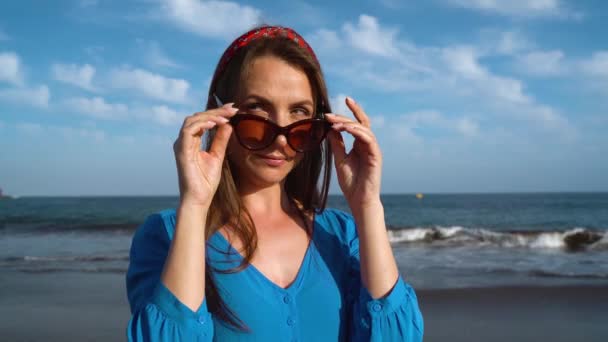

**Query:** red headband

left=214, top=26, right=319, bottom=79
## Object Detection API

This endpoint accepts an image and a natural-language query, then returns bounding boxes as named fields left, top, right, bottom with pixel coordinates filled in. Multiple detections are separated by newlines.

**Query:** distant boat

left=416, top=193, right=424, bottom=199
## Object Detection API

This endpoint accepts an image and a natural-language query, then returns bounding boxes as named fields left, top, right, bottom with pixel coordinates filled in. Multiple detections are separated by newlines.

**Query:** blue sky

left=1, top=0, right=607, bottom=196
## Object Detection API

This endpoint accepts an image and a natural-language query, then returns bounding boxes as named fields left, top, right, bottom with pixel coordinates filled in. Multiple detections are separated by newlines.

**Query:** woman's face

left=227, top=55, right=315, bottom=190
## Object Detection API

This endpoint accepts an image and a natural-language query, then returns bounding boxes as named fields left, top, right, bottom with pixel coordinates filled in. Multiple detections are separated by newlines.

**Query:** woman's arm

left=163, top=104, right=236, bottom=311
left=326, top=96, right=399, bottom=298
left=351, top=202, right=399, bottom=299
left=160, top=204, right=208, bottom=311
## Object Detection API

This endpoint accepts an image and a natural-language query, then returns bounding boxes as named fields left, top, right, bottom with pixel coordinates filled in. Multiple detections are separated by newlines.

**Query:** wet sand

left=1, top=271, right=607, bottom=341
left=418, top=285, right=608, bottom=342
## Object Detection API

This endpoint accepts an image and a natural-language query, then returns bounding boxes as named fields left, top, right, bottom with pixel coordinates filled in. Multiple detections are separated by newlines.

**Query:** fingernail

left=219, top=117, right=229, bottom=123
left=223, top=102, right=235, bottom=108
left=346, top=96, right=356, bottom=104
left=332, top=123, right=343, bottom=129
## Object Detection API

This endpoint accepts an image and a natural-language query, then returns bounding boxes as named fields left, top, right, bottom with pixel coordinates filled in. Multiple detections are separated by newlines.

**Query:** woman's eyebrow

left=242, top=94, right=313, bottom=108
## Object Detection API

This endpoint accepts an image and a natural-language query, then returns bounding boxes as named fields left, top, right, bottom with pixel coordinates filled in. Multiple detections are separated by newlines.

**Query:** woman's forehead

left=240, top=56, right=313, bottom=103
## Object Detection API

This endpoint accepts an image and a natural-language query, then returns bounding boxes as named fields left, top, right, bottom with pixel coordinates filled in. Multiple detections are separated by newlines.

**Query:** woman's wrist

left=349, top=196, right=383, bottom=220
left=177, top=201, right=209, bottom=226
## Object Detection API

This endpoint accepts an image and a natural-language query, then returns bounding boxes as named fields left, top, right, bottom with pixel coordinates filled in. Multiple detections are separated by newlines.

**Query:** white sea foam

left=388, top=226, right=606, bottom=251
left=529, top=232, right=565, bottom=249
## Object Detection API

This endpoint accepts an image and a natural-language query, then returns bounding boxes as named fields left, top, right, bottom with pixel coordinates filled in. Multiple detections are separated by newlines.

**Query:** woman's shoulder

left=134, top=208, right=177, bottom=242
left=314, top=207, right=357, bottom=243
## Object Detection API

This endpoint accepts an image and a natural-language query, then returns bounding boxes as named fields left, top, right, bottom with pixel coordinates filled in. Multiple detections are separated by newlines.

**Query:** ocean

left=1, top=193, right=607, bottom=289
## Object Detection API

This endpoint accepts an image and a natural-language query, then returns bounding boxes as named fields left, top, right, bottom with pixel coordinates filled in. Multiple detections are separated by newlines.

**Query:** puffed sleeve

left=334, top=210, right=424, bottom=341
left=126, top=213, right=214, bottom=341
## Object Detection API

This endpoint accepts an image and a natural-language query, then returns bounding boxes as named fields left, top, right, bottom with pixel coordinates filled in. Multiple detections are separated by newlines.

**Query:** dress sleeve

left=335, top=211, right=424, bottom=342
left=126, top=213, right=214, bottom=341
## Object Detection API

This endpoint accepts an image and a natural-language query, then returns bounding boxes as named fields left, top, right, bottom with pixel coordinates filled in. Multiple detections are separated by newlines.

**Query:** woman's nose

left=273, top=133, right=290, bottom=149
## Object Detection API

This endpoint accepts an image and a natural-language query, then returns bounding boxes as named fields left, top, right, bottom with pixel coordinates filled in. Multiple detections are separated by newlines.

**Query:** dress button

left=372, top=303, right=382, bottom=312
left=283, top=295, right=291, bottom=304
left=198, top=316, right=206, bottom=324
left=287, top=318, right=295, bottom=326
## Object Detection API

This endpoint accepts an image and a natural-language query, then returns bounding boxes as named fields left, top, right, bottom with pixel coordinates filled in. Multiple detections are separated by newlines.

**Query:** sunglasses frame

left=229, top=113, right=332, bottom=153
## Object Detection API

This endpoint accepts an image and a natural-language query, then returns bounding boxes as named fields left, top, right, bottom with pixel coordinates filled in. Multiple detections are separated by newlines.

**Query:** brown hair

left=202, top=33, right=333, bottom=331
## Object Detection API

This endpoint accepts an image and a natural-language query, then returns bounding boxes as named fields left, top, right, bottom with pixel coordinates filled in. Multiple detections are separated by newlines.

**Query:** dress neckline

left=212, top=213, right=318, bottom=294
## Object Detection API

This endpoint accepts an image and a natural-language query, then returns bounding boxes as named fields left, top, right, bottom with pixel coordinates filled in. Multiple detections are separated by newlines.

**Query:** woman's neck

left=239, top=182, right=292, bottom=218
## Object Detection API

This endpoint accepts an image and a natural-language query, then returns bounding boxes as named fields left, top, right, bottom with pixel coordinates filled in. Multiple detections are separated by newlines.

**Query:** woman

left=126, top=26, right=423, bottom=341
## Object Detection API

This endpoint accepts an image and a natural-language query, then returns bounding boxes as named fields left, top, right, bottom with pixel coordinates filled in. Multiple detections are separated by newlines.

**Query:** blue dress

left=126, top=208, right=424, bottom=341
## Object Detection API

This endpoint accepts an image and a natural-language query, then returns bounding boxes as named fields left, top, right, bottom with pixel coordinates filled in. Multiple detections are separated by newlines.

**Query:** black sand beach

left=1, top=271, right=607, bottom=341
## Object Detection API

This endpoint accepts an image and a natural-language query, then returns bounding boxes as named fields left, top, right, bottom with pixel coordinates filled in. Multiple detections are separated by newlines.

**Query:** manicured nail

left=346, top=96, right=356, bottom=104
left=218, top=117, right=229, bottom=123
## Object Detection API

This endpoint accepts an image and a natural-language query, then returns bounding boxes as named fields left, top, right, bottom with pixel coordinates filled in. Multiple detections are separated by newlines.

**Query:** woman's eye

left=245, top=103, right=262, bottom=110
left=293, top=107, right=311, bottom=116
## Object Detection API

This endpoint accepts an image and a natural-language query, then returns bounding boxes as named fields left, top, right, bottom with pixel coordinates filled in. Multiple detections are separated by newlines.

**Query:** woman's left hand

left=326, top=97, right=382, bottom=213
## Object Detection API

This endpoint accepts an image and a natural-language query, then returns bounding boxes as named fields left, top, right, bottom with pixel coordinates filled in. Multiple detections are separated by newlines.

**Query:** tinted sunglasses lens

left=235, top=119, right=275, bottom=150
left=289, top=121, right=328, bottom=151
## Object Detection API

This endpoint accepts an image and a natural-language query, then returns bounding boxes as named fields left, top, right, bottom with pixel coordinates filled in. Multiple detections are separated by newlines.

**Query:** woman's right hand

left=173, top=103, right=238, bottom=208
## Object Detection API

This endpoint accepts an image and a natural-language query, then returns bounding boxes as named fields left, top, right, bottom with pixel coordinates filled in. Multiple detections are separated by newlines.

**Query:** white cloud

left=0, top=52, right=23, bottom=85
left=580, top=51, right=608, bottom=78
left=516, top=50, right=566, bottom=76
left=343, top=15, right=399, bottom=58
left=456, top=117, right=479, bottom=137
left=314, top=15, right=575, bottom=139
left=61, top=96, right=186, bottom=126
left=444, top=0, right=581, bottom=19
left=64, top=96, right=129, bottom=120
left=389, top=110, right=479, bottom=141
left=109, top=67, right=190, bottom=103
left=329, top=93, right=385, bottom=129
left=137, top=40, right=181, bottom=68
left=442, top=46, right=487, bottom=80
left=56, top=125, right=106, bottom=142
left=307, top=29, right=343, bottom=52
left=493, top=30, right=533, bottom=55
left=159, top=0, right=262, bottom=39
left=329, top=94, right=350, bottom=115
left=520, top=104, right=577, bottom=141
left=52, top=63, right=97, bottom=91
left=16, top=122, right=106, bottom=142
left=150, top=105, right=182, bottom=125
left=0, top=85, right=50, bottom=108
left=442, top=45, right=530, bottom=104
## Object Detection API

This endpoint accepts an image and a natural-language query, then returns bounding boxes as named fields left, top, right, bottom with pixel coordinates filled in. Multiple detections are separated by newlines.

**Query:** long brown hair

left=202, top=33, right=333, bottom=331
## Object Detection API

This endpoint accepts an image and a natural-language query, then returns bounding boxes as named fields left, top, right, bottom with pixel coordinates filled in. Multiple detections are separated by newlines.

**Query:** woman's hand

left=173, top=104, right=238, bottom=208
left=326, top=97, right=382, bottom=213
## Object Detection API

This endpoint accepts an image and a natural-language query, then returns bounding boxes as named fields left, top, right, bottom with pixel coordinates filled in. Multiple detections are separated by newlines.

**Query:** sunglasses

left=214, top=94, right=331, bottom=153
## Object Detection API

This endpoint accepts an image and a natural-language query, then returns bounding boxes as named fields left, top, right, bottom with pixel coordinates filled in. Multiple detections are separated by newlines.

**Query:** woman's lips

left=257, top=155, right=287, bottom=167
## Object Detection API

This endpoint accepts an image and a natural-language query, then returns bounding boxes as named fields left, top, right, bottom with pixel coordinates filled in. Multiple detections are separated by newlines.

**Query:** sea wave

left=388, top=226, right=606, bottom=252
left=1, top=254, right=129, bottom=274
left=0, top=221, right=139, bottom=233
left=2, top=255, right=129, bottom=263
left=16, top=267, right=127, bottom=274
